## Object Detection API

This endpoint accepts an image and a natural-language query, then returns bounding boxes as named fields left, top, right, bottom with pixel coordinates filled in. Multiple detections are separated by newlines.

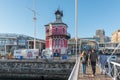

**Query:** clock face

left=57, top=14, right=61, bottom=19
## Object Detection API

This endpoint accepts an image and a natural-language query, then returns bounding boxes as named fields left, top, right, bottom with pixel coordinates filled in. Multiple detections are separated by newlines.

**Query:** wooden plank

left=78, top=64, right=112, bottom=80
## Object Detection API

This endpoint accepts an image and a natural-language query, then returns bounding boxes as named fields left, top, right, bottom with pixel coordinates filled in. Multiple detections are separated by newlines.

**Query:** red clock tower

left=45, top=9, right=70, bottom=54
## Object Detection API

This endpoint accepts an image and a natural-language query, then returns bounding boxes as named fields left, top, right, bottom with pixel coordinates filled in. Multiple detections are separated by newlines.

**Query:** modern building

left=68, top=29, right=111, bottom=54
left=111, top=29, right=120, bottom=42
left=98, top=42, right=120, bottom=54
left=45, top=9, right=70, bottom=54
left=94, top=29, right=111, bottom=43
left=68, top=37, right=99, bottom=54
left=94, top=29, right=105, bottom=43
left=105, top=36, right=111, bottom=42
left=0, top=33, right=45, bottom=55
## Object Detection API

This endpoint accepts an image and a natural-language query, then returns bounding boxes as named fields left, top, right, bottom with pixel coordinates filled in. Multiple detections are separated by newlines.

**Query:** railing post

left=108, top=61, right=111, bottom=76
left=113, top=64, right=117, bottom=80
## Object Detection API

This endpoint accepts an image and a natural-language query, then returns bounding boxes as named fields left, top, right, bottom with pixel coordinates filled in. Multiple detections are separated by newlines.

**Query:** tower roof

left=45, top=9, right=68, bottom=28
left=55, top=9, right=63, bottom=23
left=55, top=9, right=63, bottom=17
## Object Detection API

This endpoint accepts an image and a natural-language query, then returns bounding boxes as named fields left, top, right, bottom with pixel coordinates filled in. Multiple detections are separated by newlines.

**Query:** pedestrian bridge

left=68, top=57, right=120, bottom=80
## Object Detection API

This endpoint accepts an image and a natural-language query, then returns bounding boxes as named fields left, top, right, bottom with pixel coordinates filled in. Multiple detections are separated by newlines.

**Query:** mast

left=28, top=0, right=37, bottom=49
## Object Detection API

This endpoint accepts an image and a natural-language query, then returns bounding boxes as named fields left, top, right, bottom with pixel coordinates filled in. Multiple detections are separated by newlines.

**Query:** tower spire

left=55, top=9, right=63, bottom=23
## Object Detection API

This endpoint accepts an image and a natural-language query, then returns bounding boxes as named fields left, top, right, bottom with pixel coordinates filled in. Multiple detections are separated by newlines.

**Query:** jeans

left=100, top=63, right=104, bottom=71
left=91, top=61, right=96, bottom=75
left=82, top=63, right=86, bottom=74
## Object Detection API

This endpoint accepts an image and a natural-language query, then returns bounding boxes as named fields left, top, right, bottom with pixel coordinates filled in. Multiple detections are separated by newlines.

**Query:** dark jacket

left=90, top=52, right=98, bottom=62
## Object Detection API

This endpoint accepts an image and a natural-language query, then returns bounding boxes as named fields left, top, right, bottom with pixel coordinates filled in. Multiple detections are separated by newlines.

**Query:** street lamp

left=28, top=0, right=37, bottom=50
left=75, top=0, right=78, bottom=62
left=33, top=11, right=36, bottom=50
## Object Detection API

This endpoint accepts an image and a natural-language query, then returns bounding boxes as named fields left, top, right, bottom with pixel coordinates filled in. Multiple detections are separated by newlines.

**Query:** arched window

left=55, top=39, right=57, bottom=47
left=61, top=39, right=63, bottom=47
left=62, top=28, right=65, bottom=34
left=58, top=39, right=60, bottom=47
left=62, top=39, right=64, bottom=47
left=56, top=28, right=58, bottom=34
left=54, top=39, right=56, bottom=47
left=52, top=39, right=54, bottom=48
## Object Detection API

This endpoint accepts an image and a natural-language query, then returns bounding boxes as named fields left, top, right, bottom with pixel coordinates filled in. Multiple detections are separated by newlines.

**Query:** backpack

left=81, top=55, right=87, bottom=63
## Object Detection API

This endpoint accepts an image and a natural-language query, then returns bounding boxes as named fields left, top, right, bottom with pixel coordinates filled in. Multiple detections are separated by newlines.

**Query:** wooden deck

left=78, top=64, right=112, bottom=80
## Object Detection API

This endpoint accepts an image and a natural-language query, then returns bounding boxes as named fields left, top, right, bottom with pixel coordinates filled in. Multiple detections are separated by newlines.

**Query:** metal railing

left=100, top=43, right=120, bottom=80
left=68, top=56, right=80, bottom=80
left=104, top=60, right=120, bottom=80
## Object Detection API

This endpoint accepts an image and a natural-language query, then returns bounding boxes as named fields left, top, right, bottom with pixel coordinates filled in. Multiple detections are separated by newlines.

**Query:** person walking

left=80, top=50, right=88, bottom=76
left=89, top=49, right=98, bottom=77
left=99, top=50, right=107, bottom=74
left=87, top=50, right=91, bottom=66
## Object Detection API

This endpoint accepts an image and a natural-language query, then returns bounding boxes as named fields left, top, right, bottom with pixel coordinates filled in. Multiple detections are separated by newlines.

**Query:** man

left=89, top=49, right=98, bottom=77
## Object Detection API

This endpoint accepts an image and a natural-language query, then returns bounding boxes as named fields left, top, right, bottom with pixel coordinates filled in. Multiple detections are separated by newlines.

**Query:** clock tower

left=45, top=9, right=70, bottom=55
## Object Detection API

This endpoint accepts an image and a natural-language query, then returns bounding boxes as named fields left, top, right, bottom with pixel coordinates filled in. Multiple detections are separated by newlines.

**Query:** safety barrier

left=103, top=43, right=120, bottom=80
left=68, top=57, right=80, bottom=80
left=105, top=60, right=120, bottom=80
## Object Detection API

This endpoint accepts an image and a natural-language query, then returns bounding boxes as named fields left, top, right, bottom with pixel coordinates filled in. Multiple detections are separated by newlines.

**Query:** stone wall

left=0, top=60, right=75, bottom=79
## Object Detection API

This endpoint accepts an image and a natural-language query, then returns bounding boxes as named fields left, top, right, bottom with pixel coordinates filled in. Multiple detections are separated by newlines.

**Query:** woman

left=80, top=50, right=88, bottom=76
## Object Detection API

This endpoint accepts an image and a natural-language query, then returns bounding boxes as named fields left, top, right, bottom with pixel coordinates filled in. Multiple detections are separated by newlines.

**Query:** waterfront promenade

left=78, top=65, right=112, bottom=80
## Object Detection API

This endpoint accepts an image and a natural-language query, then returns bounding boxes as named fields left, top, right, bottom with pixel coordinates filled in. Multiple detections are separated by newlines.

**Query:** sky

left=0, top=0, right=120, bottom=40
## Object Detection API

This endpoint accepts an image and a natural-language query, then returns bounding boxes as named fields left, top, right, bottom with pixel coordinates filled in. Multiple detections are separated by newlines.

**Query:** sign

left=14, top=49, right=39, bottom=59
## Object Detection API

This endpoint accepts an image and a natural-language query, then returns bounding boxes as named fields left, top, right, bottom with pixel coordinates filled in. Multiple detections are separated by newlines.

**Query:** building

left=45, top=9, right=70, bottom=54
left=94, top=29, right=106, bottom=43
left=111, top=29, right=120, bottom=42
left=94, top=29, right=111, bottom=43
left=98, top=42, right=120, bottom=54
left=0, top=33, right=45, bottom=55
left=97, top=29, right=120, bottom=54
left=68, top=38, right=81, bottom=54
left=68, top=38, right=99, bottom=54
left=68, top=29, right=111, bottom=54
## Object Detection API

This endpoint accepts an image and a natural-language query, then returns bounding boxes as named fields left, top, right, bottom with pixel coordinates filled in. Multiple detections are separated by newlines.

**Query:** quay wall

left=0, top=59, right=75, bottom=79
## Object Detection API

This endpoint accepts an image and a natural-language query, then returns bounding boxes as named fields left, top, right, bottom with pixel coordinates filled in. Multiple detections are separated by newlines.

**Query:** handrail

left=68, top=57, right=80, bottom=80
left=99, top=60, right=120, bottom=80
left=109, top=61, right=120, bottom=80
left=103, top=43, right=120, bottom=80
left=111, top=61, right=120, bottom=66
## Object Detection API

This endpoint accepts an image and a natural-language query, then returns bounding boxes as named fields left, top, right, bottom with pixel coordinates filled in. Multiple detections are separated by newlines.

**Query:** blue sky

left=0, top=0, right=120, bottom=39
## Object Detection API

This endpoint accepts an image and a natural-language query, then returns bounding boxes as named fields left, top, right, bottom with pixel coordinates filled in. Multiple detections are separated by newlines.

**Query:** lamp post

left=33, top=12, right=36, bottom=50
left=28, top=0, right=37, bottom=50
left=75, top=0, right=78, bottom=62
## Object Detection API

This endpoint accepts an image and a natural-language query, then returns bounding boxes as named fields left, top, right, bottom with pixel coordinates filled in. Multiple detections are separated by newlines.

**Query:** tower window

left=56, top=28, right=58, bottom=34
left=62, top=28, right=65, bottom=34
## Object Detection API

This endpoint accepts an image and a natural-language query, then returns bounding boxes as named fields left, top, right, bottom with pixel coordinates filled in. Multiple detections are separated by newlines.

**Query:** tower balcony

left=46, top=33, right=70, bottom=39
